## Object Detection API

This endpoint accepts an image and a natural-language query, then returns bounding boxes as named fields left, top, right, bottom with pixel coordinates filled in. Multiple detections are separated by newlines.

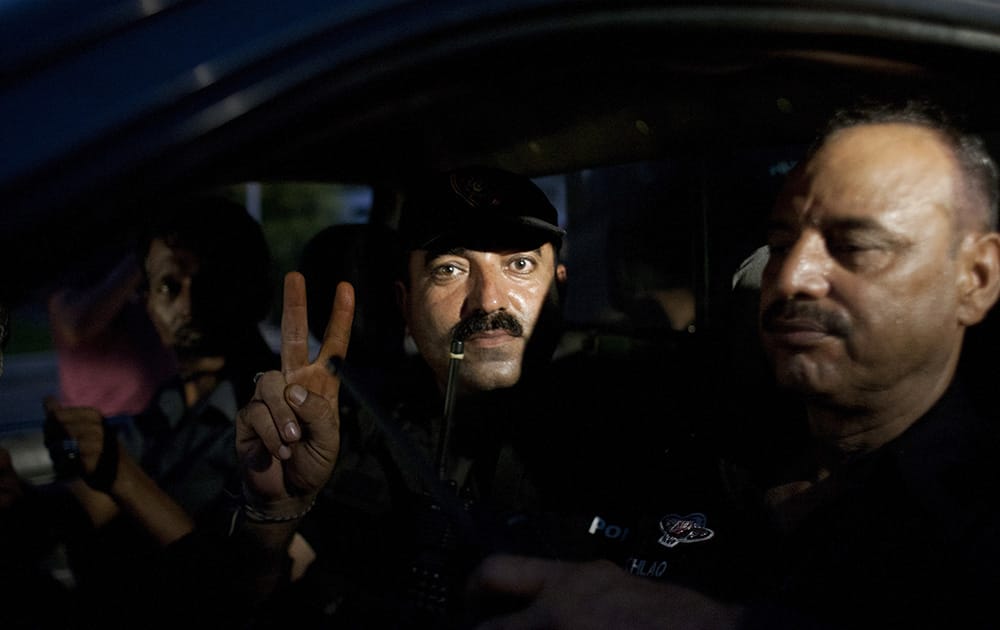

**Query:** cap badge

left=450, top=173, right=502, bottom=209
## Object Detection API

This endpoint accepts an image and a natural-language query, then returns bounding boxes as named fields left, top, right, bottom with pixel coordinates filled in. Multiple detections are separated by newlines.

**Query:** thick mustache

left=451, top=311, right=523, bottom=342
left=761, top=300, right=850, bottom=338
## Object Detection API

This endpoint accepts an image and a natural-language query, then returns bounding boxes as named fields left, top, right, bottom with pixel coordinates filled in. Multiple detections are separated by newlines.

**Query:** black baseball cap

left=398, top=166, right=565, bottom=252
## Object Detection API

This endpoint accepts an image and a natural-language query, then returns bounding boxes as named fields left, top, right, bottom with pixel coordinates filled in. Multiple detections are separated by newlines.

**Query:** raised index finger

left=281, top=271, right=312, bottom=373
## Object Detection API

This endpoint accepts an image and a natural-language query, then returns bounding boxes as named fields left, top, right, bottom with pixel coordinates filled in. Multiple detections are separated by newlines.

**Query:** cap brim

left=415, top=216, right=565, bottom=252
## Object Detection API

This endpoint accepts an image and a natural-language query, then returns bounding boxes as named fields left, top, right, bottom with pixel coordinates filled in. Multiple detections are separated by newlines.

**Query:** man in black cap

left=393, top=166, right=567, bottom=395
left=231, top=166, right=575, bottom=628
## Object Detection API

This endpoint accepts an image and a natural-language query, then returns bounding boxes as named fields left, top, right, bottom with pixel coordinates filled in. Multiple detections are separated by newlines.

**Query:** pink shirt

left=55, top=300, right=176, bottom=417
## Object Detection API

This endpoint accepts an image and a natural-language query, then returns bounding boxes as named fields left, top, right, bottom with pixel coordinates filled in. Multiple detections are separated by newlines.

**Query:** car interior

left=5, top=7, right=1000, bottom=621
left=3, top=1, right=1000, bottom=479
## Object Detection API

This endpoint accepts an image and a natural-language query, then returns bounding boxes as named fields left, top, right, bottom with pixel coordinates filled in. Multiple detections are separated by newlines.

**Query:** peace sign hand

left=236, top=272, right=354, bottom=518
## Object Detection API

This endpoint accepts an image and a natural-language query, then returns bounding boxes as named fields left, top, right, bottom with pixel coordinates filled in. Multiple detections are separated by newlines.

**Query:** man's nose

left=462, top=266, right=505, bottom=317
left=176, top=278, right=194, bottom=317
left=770, top=232, right=831, bottom=299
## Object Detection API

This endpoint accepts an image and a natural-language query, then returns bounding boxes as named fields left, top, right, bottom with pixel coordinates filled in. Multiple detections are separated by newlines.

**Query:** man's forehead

left=770, top=185, right=949, bottom=238
left=774, top=125, right=956, bottom=222
left=815, top=123, right=955, bottom=181
left=147, top=239, right=200, bottom=271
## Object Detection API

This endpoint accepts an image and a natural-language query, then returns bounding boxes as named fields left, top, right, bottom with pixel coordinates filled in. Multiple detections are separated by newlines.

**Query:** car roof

left=4, top=0, right=1000, bottom=302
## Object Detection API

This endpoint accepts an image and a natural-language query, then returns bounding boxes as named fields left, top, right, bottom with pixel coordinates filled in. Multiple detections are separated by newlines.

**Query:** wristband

left=47, top=436, right=82, bottom=480
left=239, top=488, right=317, bottom=525
left=242, top=499, right=315, bottom=523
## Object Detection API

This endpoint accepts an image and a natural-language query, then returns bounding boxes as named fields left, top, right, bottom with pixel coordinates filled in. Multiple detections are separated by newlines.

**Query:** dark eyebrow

left=766, top=215, right=910, bottom=249
left=824, top=216, right=887, bottom=233
left=765, top=215, right=889, bottom=234
left=422, top=246, right=545, bottom=264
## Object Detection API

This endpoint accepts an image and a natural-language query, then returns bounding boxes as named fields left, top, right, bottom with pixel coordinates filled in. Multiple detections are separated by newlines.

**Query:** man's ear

left=556, top=263, right=567, bottom=284
left=957, top=232, right=1000, bottom=326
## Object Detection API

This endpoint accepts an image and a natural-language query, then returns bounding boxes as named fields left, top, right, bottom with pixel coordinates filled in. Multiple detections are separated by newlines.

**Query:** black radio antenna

left=437, top=338, right=464, bottom=480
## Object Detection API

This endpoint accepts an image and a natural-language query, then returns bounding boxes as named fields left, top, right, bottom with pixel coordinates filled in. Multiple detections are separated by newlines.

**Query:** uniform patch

left=657, top=513, right=714, bottom=548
